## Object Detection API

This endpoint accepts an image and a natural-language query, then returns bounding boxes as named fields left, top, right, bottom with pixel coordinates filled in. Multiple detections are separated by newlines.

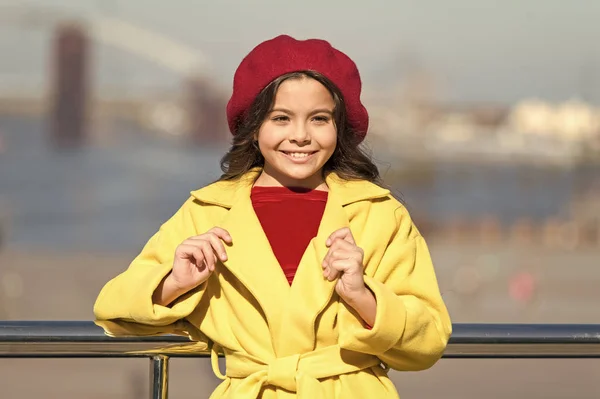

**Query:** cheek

left=257, top=125, right=280, bottom=149
left=322, top=128, right=337, bottom=152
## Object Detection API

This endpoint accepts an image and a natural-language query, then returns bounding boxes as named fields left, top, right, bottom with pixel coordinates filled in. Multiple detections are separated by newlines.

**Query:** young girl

left=94, top=34, right=452, bottom=399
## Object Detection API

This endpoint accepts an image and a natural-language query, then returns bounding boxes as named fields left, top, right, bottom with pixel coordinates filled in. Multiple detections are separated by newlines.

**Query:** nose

left=289, top=122, right=311, bottom=145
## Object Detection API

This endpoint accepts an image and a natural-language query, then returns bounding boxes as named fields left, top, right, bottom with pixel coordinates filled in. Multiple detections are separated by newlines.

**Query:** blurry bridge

left=0, top=5, right=227, bottom=145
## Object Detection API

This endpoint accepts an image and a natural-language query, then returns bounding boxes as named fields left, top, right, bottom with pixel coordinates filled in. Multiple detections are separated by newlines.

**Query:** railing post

left=150, top=355, right=169, bottom=399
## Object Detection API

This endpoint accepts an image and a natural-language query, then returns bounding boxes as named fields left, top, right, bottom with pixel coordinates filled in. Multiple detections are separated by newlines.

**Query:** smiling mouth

left=280, top=151, right=317, bottom=159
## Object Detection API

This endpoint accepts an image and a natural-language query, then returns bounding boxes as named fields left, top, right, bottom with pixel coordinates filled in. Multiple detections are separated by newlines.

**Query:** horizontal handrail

left=1, top=321, right=600, bottom=358
left=2, top=321, right=599, bottom=399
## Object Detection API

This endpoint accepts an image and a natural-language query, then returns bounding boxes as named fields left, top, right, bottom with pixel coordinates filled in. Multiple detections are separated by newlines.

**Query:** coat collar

left=190, top=168, right=390, bottom=208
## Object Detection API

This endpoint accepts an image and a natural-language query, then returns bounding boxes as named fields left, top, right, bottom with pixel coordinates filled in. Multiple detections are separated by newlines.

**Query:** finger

left=185, top=236, right=225, bottom=263
left=323, top=264, right=341, bottom=281
left=327, top=249, right=357, bottom=263
left=329, top=238, right=356, bottom=252
left=325, top=258, right=348, bottom=279
left=331, top=239, right=364, bottom=264
left=191, top=248, right=207, bottom=271
left=199, top=241, right=217, bottom=272
left=178, top=244, right=202, bottom=259
left=322, top=247, right=335, bottom=269
left=325, top=259, right=358, bottom=281
left=323, top=244, right=354, bottom=268
left=209, top=227, right=233, bottom=245
left=206, top=233, right=228, bottom=261
left=326, top=227, right=355, bottom=246
left=182, top=238, right=209, bottom=247
left=326, top=228, right=347, bottom=246
left=323, top=239, right=348, bottom=269
left=324, top=259, right=350, bottom=281
left=331, top=258, right=360, bottom=272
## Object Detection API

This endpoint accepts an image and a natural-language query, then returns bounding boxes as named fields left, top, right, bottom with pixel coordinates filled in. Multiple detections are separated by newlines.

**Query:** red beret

left=226, top=35, right=369, bottom=142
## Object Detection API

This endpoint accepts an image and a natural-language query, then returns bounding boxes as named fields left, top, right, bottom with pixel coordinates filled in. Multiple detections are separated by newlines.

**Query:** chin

left=283, top=170, right=317, bottom=180
left=277, top=166, right=323, bottom=185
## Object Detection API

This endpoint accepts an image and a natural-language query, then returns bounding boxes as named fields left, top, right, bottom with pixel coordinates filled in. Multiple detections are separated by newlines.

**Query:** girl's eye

left=272, top=115, right=289, bottom=122
left=313, top=115, right=330, bottom=123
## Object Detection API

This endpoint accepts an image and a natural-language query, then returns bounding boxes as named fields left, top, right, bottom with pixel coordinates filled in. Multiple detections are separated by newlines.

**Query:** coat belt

left=210, top=343, right=382, bottom=398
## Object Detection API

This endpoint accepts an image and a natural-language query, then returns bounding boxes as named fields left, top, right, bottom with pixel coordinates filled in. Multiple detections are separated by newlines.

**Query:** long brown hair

left=219, top=70, right=383, bottom=186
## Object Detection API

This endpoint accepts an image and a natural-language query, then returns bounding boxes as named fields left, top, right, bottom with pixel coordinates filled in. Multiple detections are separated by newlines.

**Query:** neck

left=254, top=168, right=328, bottom=191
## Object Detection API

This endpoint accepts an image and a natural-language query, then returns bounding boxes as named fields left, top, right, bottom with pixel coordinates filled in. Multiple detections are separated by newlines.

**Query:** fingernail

left=221, top=253, right=227, bottom=260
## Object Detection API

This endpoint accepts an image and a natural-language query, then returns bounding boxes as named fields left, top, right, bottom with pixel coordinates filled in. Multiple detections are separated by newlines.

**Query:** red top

left=251, top=186, right=328, bottom=285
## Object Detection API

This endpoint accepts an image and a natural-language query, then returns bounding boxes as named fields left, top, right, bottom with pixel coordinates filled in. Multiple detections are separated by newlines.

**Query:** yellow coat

left=93, top=169, right=452, bottom=398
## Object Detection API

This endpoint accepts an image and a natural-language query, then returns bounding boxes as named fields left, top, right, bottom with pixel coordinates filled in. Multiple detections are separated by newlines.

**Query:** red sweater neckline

left=251, top=185, right=329, bottom=199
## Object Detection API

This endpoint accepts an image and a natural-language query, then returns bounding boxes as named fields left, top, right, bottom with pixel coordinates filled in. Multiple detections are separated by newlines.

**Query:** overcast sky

left=1, top=0, right=599, bottom=105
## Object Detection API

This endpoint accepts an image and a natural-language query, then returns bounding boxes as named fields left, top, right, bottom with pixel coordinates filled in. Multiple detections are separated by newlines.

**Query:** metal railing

left=1, top=321, right=600, bottom=398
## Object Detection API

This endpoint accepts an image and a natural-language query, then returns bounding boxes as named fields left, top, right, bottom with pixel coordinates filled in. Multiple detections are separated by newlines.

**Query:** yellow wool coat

left=93, top=169, right=452, bottom=399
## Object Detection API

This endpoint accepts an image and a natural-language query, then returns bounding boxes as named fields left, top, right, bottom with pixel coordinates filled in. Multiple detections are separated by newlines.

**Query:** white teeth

left=288, top=152, right=310, bottom=158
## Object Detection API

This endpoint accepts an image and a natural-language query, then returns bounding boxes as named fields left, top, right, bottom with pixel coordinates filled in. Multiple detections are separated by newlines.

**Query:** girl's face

left=255, top=77, right=337, bottom=189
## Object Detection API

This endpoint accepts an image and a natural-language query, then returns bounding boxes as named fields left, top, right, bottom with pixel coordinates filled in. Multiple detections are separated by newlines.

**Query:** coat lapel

left=192, top=171, right=290, bottom=344
left=274, top=189, right=350, bottom=355
left=218, top=192, right=291, bottom=330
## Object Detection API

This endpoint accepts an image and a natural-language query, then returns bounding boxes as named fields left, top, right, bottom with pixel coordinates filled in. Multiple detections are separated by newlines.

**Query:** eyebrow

left=269, top=108, right=333, bottom=115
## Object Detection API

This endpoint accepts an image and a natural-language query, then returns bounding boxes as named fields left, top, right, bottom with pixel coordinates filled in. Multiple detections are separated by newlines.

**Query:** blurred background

left=0, top=1, right=599, bottom=398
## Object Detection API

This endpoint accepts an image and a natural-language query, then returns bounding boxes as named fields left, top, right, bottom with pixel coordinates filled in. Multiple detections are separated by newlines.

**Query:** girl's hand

left=322, top=227, right=369, bottom=302
left=168, top=227, right=232, bottom=293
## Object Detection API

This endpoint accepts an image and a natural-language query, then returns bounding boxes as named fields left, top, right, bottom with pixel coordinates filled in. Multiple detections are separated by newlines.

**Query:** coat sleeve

left=93, top=197, right=208, bottom=341
left=338, top=205, right=452, bottom=371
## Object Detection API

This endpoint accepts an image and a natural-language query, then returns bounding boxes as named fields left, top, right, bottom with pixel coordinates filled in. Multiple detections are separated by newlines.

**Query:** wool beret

left=226, top=35, right=369, bottom=142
